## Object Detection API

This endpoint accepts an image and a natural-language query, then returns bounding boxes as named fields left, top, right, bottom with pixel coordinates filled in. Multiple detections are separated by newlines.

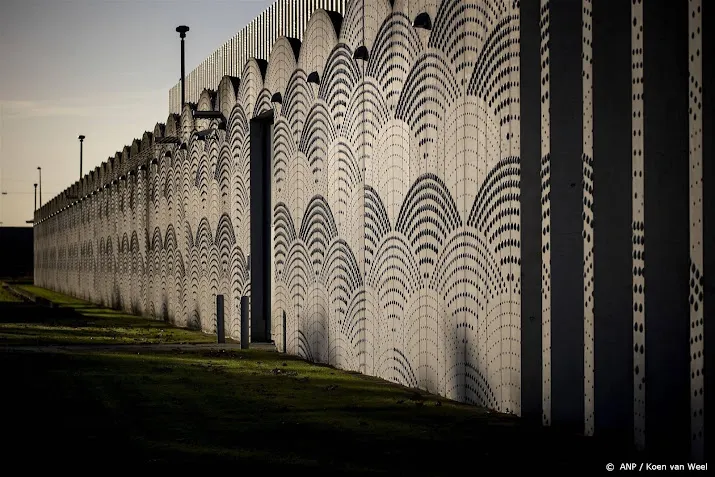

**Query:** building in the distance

left=32, top=0, right=711, bottom=461
left=0, top=226, right=33, bottom=279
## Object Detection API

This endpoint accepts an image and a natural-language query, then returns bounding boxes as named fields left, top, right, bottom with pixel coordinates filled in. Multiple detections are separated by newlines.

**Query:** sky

left=0, top=0, right=274, bottom=227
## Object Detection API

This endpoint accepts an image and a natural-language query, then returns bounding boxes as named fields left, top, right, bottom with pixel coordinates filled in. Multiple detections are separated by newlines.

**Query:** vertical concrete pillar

left=250, top=116, right=274, bottom=343
left=687, top=0, right=706, bottom=463
left=241, top=295, right=250, bottom=350
left=702, top=0, right=713, bottom=463
left=519, top=0, right=543, bottom=422
left=549, top=0, right=585, bottom=429
left=592, top=0, right=633, bottom=439
left=216, top=294, right=225, bottom=344
left=642, top=0, right=690, bottom=458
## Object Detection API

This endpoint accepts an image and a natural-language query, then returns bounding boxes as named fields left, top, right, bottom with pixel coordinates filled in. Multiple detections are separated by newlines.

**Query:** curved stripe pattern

left=34, top=0, right=522, bottom=417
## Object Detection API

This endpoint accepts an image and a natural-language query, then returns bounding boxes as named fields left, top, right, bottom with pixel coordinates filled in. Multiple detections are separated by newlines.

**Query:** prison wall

left=33, top=0, right=710, bottom=460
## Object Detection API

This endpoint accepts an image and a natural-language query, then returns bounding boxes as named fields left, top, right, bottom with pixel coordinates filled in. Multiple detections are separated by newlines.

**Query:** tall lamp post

left=176, top=25, right=190, bottom=110
left=37, top=167, right=42, bottom=208
left=34, top=183, right=37, bottom=212
left=78, top=135, right=86, bottom=179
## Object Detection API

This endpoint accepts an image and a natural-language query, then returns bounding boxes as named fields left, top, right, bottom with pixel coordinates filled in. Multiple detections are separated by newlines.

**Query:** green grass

left=0, top=284, right=638, bottom=470
left=18, top=284, right=92, bottom=305
left=0, top=348, right=632, bottom=471
left=0, top=285, right=220, bottom=345
left=0, top=285, right=22, bottom=302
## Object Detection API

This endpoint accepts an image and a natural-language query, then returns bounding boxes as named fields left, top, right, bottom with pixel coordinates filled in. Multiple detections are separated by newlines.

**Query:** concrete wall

left=33, top=0, right=710, bottom=460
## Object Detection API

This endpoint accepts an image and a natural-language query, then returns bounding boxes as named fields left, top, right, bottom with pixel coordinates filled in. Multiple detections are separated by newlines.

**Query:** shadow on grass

left=0, top=350, right=638, bottom=472
left=0, top=290, right=217, bottom=346
left=0, top=324, right=196, bottom=346
left=0, top=285, right=641, bottom=471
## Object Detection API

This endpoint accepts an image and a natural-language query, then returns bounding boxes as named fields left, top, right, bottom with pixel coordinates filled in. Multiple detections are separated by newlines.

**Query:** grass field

left=0, top=284, right=219, bottom=345
left=0, top=285, right=22, bottom=302
left=0, top=284, right=637, bottom=471
left=0, top=347, right=633, bottom=471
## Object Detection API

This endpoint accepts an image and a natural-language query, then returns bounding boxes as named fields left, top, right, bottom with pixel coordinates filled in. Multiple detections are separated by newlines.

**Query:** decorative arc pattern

left=32, top=0, right=708, bottom=460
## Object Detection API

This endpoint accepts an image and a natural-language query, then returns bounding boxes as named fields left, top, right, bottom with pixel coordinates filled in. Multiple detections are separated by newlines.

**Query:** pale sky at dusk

left=0, top=0, right=273, bottom=226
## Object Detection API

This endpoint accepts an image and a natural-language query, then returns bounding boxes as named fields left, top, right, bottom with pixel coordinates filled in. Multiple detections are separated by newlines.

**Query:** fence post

left=216, top=294, right=225, bottom=344
left=241, top=295, right=249, bottom=349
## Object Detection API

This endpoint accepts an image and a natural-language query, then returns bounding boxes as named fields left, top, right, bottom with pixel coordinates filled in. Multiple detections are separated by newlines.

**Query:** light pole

left=34, top=183, right=37, bottom=212
left=78, top=135, right=85, bottom=179
left=37, top=167, right=42, bottom=207
left=176, top=25, right=189, bottom=110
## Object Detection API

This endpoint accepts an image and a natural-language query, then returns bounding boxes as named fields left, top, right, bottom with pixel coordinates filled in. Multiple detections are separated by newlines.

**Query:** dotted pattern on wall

left=582, top=0, right=594, bottom=437
left=539, top=0, right=552, bottom=427
left=688, top=0, right=704, bottom=462
left=631, top=0, right=646, bottom=451
left=34, top=76, right=260, bottom=342
left=32, top=1, right=706, bottom=457
left=272, top=0, right=521, bottom=412
left=508, top=0, right=522, bottom=417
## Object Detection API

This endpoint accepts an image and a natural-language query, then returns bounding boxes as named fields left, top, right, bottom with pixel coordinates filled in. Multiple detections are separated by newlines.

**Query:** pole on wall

left=240, top=295, right=249, bottom=349
left=216, top=294, right=225, bottom=344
